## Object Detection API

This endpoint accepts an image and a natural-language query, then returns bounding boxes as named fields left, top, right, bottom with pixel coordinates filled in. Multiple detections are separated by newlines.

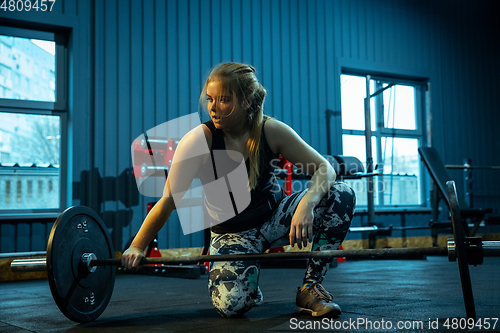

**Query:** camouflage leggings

left=208, top=182, right=356, bottom=317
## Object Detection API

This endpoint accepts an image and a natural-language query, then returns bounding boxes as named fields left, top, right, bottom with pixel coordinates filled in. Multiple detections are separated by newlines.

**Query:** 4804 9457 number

left=1, top=0, right=56, bottom=11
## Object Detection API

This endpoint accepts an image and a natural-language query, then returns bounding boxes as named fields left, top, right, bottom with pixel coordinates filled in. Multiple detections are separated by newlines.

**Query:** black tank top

left=201, top=118, right=285, bottom=233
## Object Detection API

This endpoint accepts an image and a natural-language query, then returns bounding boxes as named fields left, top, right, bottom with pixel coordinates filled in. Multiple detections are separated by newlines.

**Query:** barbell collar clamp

left=448, top=239, right=456, bottom=262
left=447, top=239, right=500, bottom=263
left=81, top=253, right=97, bottom=273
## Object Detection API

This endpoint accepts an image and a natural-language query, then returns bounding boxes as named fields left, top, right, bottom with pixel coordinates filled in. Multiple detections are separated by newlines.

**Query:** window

left=340, top=73, right=427, bottom=208
left=0, top=26, right=67, bottom=217
left=5, top=180, right=11, bottom=204
left=28, top=180, right=32, bottom=201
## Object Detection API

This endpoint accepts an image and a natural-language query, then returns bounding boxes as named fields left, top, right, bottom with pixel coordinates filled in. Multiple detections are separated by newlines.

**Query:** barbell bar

left=12, top=240, right=500, bottom=274
left=11, top=258, right=47, bottom=272
left=11, top=247, right=447, bottom=273
left=9, top=180, right=500, bottom=323
left=445, top=164, right=500, bottom=170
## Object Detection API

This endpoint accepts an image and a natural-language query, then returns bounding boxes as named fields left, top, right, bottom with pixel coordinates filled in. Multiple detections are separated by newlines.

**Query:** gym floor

left=1, top=256, right=499, bottom=333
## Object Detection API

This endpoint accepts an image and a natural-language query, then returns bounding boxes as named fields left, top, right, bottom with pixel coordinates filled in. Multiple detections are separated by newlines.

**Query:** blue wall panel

left=117, top=0, right=133, bottom=249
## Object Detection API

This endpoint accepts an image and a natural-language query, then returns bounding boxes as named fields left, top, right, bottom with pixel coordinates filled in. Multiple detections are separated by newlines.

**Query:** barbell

left=9, top=181, right=500, bottom=323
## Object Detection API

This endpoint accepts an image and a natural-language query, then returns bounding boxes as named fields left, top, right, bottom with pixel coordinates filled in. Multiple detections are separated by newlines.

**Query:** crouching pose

left=122, top=62, right=356, bottom=318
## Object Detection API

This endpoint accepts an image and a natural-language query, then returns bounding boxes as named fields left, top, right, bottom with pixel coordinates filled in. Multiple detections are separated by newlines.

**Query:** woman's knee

left=313, top=183, right=356, bottom=230
left=329, top=182, right=356, bottom=215
left=209, top=262, right=259, bottom=317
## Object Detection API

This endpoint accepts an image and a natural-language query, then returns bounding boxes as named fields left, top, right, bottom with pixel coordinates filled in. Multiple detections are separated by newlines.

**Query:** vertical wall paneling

left=280, top=0, right=291, bottom=125
left=371, top=1, right=381, bottom=63
left=0, top=224, right=13, bottom=252
left=189, top=0, right=202, bottom=121
left=231, top=0, right=242, bottom=62
left=288, top=0, right=299, bottom=130
left=129, top=0, right=143, bottom=139
left=163, top=0, right=175, bottom=248
left=459, top=5, right=471, bottom=194
left=154, top=0, right=167, bottom=127
left=315, top=0, right=327, bottom=154
left=307, top=0, right=319, bottom=152
left=143, top=0, right=158, bottom=246
left=210, top=0, right=221, bottom=65
left=260, top=0, right=272, bottom=114
left=16, top=223, right=29, bottom=252
left=153, top=0, right=166, bottom=248
left=177, top=0, right=191, bottom=249
left=188, top=1, right=204, bottom=248
left=143, top=0, right=155, bottom=132
left=297, top=0, right=308, bottom=138
left=93, top=0, right=105, bottom=218
left=429, top=6, right=445, bottom=151
left=62, top=0, right=73, bottom=16
left=395, top=4, right=406, bottom=66
left=324, top=0, right=340, bottom=155
left=164, top=0, right=180, bottom=249
left=118, top=0, right=133, bottom=248
left=250, top=0, right=261, bottom=79
left=241, top=0, right=252, bottom=66
left=166, top=0, right=178, bottom=121
left=270, top=0, right=282, bottom=120
left=129, top=0, right=145, bottom=246
left=200, top=0, right=212, bottom=96
left=475, top=7, right=490, bottom=202
left=103, top=0, right=118, bottom=244
left=219, top=0, right=232, bottom=62
left=71, top=0, right=91, bottom=203
left=364, top=1, right=373, bottom=63
left=31, top=222, right=45, bottom=251
left=446, top=4, right=460, bottom=166
left=356, top=0, right=365, bottom=62
left=341, top=0, right=350, bottom=60
left=177, top=0, right=189, bottom=123
left=381, top=1, right=392, bottom=64
left=350, top=0, right=360, bottom=61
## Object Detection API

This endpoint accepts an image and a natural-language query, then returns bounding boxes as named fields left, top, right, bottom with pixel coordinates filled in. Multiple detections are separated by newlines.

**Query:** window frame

left=0, top=25, right=68, bottom=219
left=341, top=71, right=429, bottom=210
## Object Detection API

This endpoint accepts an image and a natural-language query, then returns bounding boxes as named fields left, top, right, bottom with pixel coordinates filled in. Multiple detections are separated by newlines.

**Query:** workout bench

left=418, top=147, right=494, bottom=242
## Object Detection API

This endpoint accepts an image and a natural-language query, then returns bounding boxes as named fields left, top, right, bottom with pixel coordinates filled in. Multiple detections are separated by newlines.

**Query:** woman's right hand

left=121, top=246, right=145, bottom=270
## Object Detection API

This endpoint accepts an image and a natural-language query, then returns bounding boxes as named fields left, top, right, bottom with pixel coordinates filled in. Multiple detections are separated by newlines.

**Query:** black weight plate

left=46, top=206, right=115, bottom=323
left=447, top=181, right=476, bottom=320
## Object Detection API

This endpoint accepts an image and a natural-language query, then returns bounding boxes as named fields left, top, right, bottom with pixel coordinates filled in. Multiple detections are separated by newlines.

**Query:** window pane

left=383, top=84, right=416, bottom=130
left=0, top=112, right=60, bottom=210
left=342, top=136, right=421, bottom=206
left=0, top=35, right=55, bottom=102
left=342, top=134, right=378, bottom=167
left=341, top=75, right=376, bottom=131
left=342, top=134, right=380, bottom=206
left=379, top=137, right=421, bottom=205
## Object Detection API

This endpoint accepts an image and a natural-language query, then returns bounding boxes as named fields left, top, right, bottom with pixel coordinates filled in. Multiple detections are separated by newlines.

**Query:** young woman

left=122, top=62, right=356, bottom=318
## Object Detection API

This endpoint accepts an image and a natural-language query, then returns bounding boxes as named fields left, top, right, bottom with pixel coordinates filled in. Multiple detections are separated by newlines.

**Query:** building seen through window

left=0, top=32, right=60, bottom=212
left=0, top=35, right=55, bottom=102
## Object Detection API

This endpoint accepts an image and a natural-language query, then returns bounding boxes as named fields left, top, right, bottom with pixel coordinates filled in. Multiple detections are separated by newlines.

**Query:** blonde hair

left=200, top=62, right=267, bottom=189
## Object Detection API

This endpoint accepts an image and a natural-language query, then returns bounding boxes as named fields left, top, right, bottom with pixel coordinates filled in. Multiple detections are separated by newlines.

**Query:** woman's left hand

left=289, top=206, right=315, bottom=249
